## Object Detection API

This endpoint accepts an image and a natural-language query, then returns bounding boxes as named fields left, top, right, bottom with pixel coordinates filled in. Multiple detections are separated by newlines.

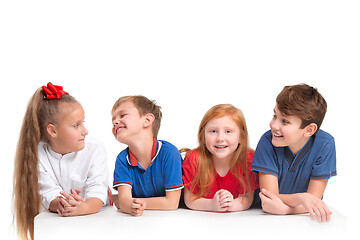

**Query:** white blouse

left=38, top=138, right=108, bottom=209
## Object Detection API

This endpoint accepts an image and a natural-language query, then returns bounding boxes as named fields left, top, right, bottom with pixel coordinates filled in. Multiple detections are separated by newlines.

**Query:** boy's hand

left=259, top=189, right=290, bottom=215
left=131, top=198, right=146, bottom=216
left=299, top=192, right=332, bottom=222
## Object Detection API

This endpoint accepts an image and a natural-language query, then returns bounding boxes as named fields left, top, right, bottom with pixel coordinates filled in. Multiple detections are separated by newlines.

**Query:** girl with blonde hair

left=182, top=104, right=259, bottom=212
left=13, top=83, right=109, bottom=240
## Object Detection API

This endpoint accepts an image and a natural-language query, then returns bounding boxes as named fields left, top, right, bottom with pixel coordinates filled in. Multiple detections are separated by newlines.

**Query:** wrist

left=227, top=197, right=246, bottom=212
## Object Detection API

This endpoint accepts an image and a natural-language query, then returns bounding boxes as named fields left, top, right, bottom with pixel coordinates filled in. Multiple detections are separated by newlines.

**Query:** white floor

left=35, top=206, right=347, bottom=240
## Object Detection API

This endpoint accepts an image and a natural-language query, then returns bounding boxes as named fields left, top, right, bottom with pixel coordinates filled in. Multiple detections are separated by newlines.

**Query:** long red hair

left=185, top=104, right=252, bottom=198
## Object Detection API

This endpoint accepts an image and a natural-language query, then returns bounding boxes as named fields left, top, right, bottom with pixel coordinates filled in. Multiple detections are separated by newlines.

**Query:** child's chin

left=271, top=140, right=284, bottom=147
left=76, top=144, right=86, bottom=152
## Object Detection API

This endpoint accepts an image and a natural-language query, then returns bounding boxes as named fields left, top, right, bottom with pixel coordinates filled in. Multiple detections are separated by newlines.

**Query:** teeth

left=215, top=146, right=227, bottom=149
left=116, top=126, right=125, bottom=134
left=273, top=133, right=282, bottom=137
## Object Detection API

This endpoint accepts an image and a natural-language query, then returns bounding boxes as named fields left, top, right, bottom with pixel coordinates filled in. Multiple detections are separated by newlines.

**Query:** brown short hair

left=276, top=84, right=327, bottom=130
left=112, top=95, right=162, bottom=138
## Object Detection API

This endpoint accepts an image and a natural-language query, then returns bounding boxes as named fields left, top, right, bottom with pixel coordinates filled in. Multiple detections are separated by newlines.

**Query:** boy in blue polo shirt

left=111, top=95, right=183, bottom=216
left=252, top=84, right=336, bottom=222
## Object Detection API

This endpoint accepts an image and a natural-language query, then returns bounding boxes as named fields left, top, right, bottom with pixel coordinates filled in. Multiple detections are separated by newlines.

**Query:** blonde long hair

left=13, top=87, right=78, bottom=240
left=185, top=104, right=252, bottom=198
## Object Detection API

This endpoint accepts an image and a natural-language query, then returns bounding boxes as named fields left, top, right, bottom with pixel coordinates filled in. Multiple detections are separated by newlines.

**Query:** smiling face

left=269, top=104, right=311, bottom=155
left=48, top=103, right=88, bottom=155
left=111, top=101, right=144, bottom=144
left=204, top=115, right=241, bottom=164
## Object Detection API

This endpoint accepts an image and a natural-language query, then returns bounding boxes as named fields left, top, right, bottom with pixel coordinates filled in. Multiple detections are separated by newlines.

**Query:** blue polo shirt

left=251, top=130, right=337, bottom=194
left=113, top=139, right=184, bottom=198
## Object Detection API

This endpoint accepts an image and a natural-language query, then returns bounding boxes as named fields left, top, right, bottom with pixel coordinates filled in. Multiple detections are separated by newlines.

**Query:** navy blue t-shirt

left=251, top=130, right=337, bottom=194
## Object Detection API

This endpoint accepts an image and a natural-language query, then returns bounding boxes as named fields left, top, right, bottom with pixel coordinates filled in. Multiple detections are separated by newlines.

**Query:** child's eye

left=209, top=130, right=217, bottom=133
left=282, top=119, right=289, bottom=124
left=272, top=114, right=277, bottom=119
left=120, top=114, right=127, bottom=118
left=226, top=130, right=232, bottom=134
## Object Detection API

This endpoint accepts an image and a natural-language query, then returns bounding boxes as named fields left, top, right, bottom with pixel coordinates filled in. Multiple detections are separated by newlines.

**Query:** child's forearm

left=139, top=193, right=180, bottom=210
left=138, top=197, right=174, bottom=210
left=72, top=198, right=103, bottom=216
left=279, top=193, right=323, bottom=214
left=228, top=195, right=253, bottom=212
left=185, top=197, right=216, bottom=211
left=278, top=193, right=303, bottom=207
left=117, top=195, right=135, bottom=214
left=138, top=190, right=181, bottom=210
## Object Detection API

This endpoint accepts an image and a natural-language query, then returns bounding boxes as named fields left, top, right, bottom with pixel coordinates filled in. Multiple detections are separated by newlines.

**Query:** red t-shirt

left=182, top=149, right=259, bottom=199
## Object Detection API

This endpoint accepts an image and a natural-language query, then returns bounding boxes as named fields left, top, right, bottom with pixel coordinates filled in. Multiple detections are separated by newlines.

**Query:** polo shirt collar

left=284, top=135, right=314, bottom=172
left=127, top=138, right=162, bottom=167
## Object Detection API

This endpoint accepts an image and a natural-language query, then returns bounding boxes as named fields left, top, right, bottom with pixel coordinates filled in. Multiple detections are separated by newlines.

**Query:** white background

left=1, top=1, right=359, bottom=238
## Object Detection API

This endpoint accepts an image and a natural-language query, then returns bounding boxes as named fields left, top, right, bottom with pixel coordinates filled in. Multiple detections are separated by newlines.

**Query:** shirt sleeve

left=113, top=150, right=133, bottom=190
left=38, top=161, right=63, bottom=210
left=251, top=132, right=279, bottom=178
left=246, top=150, right=260, bottom=191
left=182, top=150, right=198, bottom=193
left=83, top=143, right=109, bottom=204
left=311, top=138, right=337, bottom=180
left=163, top=145, right=184, bottom=191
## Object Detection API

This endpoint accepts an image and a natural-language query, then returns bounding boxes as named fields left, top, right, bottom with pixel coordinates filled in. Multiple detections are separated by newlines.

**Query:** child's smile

left=270, top=105, right=309, bottom=155
left=112, top=101, right=144, bottom=144
left=204, top=116, right=241, bottom=164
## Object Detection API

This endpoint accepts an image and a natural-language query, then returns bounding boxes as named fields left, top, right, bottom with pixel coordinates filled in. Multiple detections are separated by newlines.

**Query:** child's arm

left=226, top=190, right=254, bottom=212
left=138, top=189, right=181, bottom=210
left=56, top=189, right=103, bottom=217
left=184, top=188, right=228, bottom=212
left=49, top=189, right=82, bottom=214
left=259, top=172, right=332, bottom=222
left=116, top=185, right=146, bottom=216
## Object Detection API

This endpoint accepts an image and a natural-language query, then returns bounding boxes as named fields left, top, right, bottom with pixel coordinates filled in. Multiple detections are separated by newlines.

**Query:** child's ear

left=46, top=124, right=58, bottom=139
left=304, top=123, right=317, bottom=137
left=143, top=113, right=155, bottom=128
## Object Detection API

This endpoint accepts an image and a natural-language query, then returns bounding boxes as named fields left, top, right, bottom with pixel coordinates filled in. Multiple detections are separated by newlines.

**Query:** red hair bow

left=42, top=82, right=69, bottom=99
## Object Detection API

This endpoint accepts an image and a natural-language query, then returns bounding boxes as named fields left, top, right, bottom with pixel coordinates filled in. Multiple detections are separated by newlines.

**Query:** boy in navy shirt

left=111, top=95, right=183, bottom=216
left=252, top=84, right=336, bottom=222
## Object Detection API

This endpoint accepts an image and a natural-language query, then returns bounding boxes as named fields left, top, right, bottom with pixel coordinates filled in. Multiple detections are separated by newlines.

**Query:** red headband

left=42, top=82, right=69, bottom=99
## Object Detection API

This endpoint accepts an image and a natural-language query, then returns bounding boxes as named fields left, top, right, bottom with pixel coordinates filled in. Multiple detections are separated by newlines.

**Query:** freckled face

left=204, top=116, right=241, bottom=163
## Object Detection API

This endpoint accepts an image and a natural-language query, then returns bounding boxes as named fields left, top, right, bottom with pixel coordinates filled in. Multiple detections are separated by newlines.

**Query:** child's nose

left=83, top=127, right=89, bottom=136
left=269, top=118, right=278, bottom=130
left=113, top=117, right=120, bottom=126
left=216, top=132, right=225, bottom=142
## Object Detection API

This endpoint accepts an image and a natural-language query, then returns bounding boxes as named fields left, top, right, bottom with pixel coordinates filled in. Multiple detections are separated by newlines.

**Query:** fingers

left=60, top=191, right=72, bottom=200
left=303, top=195, right=332, bottom=223
left=57, top=197, right=77, bottom=217
left=311, top=205, right=332, bottom=222
left=131, top=199, right=146, bottom=216
left=70, top=189, right=85, bottom=202
left=218, top=190, right=233, bottom=207
left=74, top=188, right=82, bottom=194
left=260, top=188, right=275, bottom=199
